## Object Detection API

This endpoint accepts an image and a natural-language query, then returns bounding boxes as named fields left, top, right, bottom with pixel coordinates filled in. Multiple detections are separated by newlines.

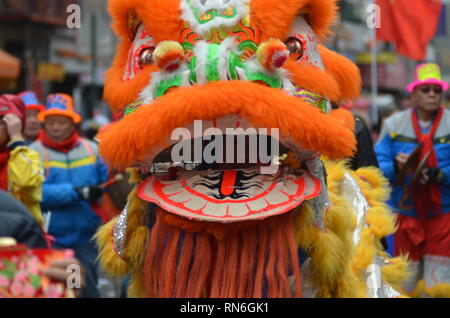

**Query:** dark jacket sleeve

left=0, top=191, right=47, bottom=248
left=349, top=117, right=379, bottom=170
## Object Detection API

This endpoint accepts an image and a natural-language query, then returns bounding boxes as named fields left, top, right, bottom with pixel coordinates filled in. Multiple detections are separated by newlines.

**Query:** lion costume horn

left=96, top=0, right=409, bottom=298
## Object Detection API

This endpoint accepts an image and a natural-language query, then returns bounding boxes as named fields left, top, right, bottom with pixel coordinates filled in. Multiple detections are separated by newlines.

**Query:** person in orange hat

left=18, top=91, right=45, bottom=144
left=29, top=93, right=108, bottom=298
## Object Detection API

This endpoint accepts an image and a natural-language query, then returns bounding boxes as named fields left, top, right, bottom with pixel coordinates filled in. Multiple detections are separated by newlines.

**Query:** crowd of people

left=0, top=61, right=449, bottom=297
left=1, top=91, right=109, bottom=297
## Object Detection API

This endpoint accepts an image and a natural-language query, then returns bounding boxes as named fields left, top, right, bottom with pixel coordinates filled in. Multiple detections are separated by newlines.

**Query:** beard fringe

left=143, top=208, right=302, bottom=298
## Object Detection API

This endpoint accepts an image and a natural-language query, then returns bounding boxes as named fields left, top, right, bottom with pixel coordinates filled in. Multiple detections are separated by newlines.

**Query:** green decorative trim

left=206, top=44, right=220, bottom=82
left=319, top=100, right=328, bottom=114
left=231, top=23, right=249, bottom=38
left=189, top=56, right=198, bottom=83
left=217, top=6, right=238, bottom=19
left=293, top=88, right=328, bottom=113
left=193, top=8, right=215, bottom=25
left=228, top=52, right=243, bottom=80
left=189, top=1, right=238, bottom=25
left=239, top=40, right=258, bottom=53
left=154, top=75, right=184, bottom=98
left=245, top=70, right=282, bottom=88
left=122, top=99, right=143, bottom=117
left=182, top=42, right=194, bottom=53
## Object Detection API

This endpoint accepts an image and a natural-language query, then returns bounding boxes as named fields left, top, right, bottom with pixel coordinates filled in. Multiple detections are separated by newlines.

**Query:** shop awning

left=0, top=49, right=20, bottom=79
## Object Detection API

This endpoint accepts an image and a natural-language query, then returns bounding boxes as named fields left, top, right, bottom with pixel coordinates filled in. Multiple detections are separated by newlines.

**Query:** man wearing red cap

left=0, top=94, right=44, bottom=225
left=375, top=63, right=450, bottom=297
left=29, top=93, right=108, bottom=298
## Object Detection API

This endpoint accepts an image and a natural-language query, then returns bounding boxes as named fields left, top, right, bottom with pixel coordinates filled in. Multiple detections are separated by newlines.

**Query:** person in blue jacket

left=30, top=93, right=108, bottom=298
left=375, top=63, right=450, bottom=296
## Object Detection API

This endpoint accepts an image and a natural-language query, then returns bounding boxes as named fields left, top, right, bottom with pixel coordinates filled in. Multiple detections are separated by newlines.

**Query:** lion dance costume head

left=97, top=0, right=409, bottom=298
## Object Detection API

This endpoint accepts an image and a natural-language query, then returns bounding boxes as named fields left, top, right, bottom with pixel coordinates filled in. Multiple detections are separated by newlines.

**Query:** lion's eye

left=123, top=22, right=155, bottom=81
left=138, top=47, right=155, bottom=69
left=285, top=37, right=303, bottom=60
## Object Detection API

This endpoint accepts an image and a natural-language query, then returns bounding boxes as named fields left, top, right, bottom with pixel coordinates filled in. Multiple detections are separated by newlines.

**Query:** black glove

left=76, top=186, right=104, bottom=203
left=427, top=167, right=444, bottom=184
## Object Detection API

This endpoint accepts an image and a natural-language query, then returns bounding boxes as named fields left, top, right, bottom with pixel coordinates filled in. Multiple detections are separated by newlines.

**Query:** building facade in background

left=0, top=0, right=115, bottom=119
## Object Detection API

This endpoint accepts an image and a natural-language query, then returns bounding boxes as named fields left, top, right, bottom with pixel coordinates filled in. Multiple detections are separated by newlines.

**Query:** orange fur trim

left=251, top=0, right=338, bottom=42
left=108, top=0, right=182, bottom=43
left=284, top=59, right=340, bottom=101
left=330, top=108, right=356, bottom=131
left=98, top=81, right=356, bottom=169
left=318, top=45, right=362, bottom=102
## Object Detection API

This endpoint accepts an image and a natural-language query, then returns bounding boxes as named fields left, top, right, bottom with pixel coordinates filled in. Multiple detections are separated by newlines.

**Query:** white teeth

left=184, top=197, right=208, bottom=211
left=151, top=162, right=203, bottom=174
left=162, top=183, right=183, bottom=195
left=185, top=162, right=203, bottom=171
left=158, top=179, right=178, bottom=185
left=265, top=188, right=289, bottom=205
left=138, top=159, right=321, bottom=222
left=281, top=179, right=297, bottom=196
left=202, top=202, right=228, bottom=216
left=229, top=203, right=250, bottom=217
left=247, top=198, right=268, bottom=211
left=169, top=191, right=192, bottom=203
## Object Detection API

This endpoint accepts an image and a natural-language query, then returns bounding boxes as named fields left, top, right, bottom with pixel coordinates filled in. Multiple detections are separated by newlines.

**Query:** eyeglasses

left=420, top=86, right=443, bottom=95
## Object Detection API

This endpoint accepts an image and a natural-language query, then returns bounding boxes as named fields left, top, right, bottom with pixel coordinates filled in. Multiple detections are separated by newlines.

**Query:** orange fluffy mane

left=100, top=0, right=360, bottom=168
left=104, top=0, right=359, bottom=113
